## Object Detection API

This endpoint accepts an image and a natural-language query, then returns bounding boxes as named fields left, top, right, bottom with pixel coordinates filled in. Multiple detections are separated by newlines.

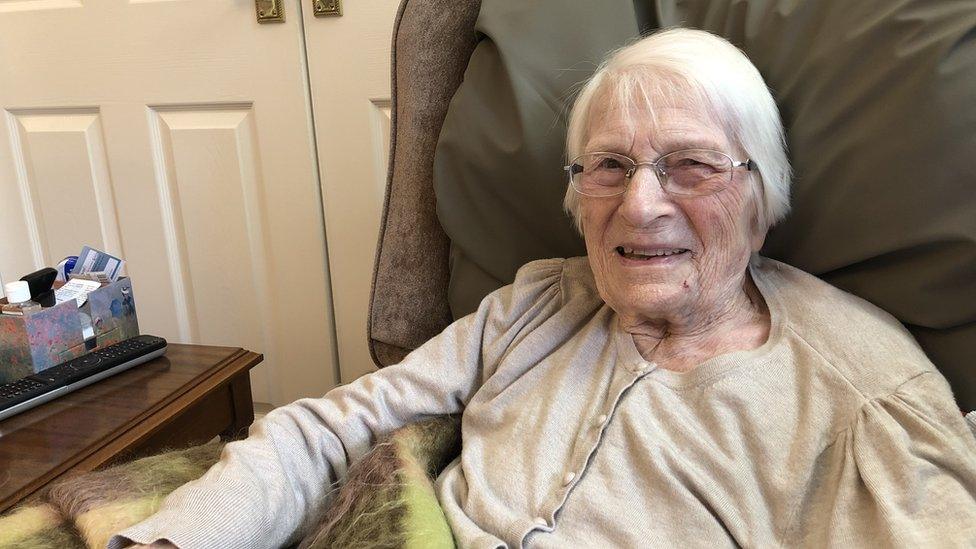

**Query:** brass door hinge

left=256, top=0, right=284, bottom=23
left=313, top=0, right=342, bottom=17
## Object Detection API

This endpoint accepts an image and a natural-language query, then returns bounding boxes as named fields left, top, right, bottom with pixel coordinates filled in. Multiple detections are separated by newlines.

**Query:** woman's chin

left=606, top=279, right=696, bottom=317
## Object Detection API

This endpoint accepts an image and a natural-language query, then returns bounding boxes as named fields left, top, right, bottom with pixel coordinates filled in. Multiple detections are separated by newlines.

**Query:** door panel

left=5, top=108, right=121, bottom=268
left=368, top=100, right=392, bottom=201
left=147, top=105, right=268, bottom=355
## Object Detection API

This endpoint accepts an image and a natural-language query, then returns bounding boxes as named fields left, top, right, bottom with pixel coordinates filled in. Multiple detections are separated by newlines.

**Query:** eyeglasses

left=564, top=149, right=755, bottom=198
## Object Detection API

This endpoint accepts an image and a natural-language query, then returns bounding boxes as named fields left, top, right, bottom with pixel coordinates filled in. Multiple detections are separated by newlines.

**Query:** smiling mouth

left=615, top=246, right=689, bottom=260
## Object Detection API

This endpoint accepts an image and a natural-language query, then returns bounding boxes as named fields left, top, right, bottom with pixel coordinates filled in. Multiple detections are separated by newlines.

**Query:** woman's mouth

left=615, top=246, right=689, bottom=261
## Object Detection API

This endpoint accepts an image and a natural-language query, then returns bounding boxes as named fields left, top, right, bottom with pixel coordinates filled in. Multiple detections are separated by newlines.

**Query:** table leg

left=221, top=372, right=254, bottom=441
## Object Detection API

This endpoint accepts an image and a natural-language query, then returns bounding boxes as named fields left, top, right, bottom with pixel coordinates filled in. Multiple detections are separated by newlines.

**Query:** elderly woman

left=116, top=29, right=976, bottom=548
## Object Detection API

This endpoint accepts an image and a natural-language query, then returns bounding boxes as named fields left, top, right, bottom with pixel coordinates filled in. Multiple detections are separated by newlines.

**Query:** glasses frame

left=563, top=149, right=756, bottom=198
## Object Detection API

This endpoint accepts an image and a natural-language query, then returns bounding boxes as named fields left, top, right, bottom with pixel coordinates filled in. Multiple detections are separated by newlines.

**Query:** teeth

left=616, top=246, right=687, bottom=258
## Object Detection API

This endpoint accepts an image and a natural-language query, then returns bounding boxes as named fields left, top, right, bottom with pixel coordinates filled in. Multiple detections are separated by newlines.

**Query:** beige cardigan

left=112, top=255, right=976, bottom=548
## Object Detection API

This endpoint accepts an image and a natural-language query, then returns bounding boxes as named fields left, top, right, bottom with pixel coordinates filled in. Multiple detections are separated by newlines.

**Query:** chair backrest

left=371, top=0, right=976, bottom=411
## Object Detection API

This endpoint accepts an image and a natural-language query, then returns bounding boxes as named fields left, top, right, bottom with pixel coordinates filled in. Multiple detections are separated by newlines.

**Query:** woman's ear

left=749, top=180, right=767, bottom=252
left=750, top=222, right=767, bottom=253
left=573, top=200, right=588, bottom=238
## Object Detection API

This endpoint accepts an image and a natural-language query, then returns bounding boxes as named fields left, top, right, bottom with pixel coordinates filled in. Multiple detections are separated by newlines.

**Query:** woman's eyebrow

left=656, top=136, right=725, bottom=151
left=584, top=134, right=628, bottom=152
left=585, top=142, right=624, bottom=152
left=585, top=137, right=726, bottom=155
left=584, top=126, right=727, bottom=153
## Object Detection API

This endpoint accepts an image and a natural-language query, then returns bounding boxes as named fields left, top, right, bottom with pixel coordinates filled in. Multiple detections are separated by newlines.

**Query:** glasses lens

left=659, top=149, right=733, bottom=195
left=571, top=153, right=631, bottom=196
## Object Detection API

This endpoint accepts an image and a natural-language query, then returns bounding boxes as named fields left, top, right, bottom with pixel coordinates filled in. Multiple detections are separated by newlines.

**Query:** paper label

left=55, top=279, right=102, bottom=307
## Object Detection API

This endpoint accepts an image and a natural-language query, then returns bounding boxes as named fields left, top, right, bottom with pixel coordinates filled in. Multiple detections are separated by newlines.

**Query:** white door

left=302, top=0, right=401, bottom=383
left=0, top=0, right=339, bottom=406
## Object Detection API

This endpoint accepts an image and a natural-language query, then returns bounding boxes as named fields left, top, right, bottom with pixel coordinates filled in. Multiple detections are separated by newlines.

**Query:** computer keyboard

left=0, top=334, right=167, bottom=421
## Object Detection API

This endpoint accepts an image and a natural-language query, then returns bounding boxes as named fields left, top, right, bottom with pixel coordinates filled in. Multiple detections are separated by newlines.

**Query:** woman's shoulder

left=472, top=257, right=602, bottom=368
left=506, top=256, right=600, bottom=301
left=478, top=257, right=596, bottom=323
left=753, top=256, right=937, bottom=398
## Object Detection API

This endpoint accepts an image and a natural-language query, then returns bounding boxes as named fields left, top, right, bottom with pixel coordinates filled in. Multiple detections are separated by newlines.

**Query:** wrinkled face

left=579, top=98, right=765, bottom=322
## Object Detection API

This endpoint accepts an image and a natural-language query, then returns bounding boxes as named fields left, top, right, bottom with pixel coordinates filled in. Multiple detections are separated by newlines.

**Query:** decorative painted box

left=0, top=277, right=139, bottom=383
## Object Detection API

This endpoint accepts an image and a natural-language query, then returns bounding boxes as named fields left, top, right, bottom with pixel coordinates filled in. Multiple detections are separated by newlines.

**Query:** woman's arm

left=108, top=259, right=564, bottom=549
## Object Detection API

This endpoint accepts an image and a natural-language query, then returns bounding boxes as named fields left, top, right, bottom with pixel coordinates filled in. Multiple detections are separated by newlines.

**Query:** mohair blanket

left=0, top=415, right=462, bottom=549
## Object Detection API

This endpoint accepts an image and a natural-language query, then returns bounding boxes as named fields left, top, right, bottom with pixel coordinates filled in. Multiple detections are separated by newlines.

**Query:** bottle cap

left=4, top=281, right=31, bottom=303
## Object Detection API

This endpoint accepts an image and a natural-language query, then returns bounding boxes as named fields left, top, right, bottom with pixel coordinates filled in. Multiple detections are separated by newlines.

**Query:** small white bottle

left=1, top=281, right=42, bottom=316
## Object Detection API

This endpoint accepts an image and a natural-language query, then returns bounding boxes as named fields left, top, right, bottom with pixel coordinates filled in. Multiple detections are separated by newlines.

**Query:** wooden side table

left=0, top=343, right=263, bottom=514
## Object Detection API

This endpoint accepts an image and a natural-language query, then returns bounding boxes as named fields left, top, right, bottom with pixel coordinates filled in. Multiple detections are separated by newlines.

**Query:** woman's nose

left=618, top=165, right=678, bottom=227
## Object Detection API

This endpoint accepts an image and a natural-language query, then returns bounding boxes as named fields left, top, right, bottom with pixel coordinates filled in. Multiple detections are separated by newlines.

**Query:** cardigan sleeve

left=822, top=371, right=976, bottom=547
left=108, top=259, right=564, bottom=549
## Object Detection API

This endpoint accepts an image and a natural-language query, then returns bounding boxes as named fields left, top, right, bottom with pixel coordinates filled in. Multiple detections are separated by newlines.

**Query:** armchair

left=371, top=0, right=976, bottom=410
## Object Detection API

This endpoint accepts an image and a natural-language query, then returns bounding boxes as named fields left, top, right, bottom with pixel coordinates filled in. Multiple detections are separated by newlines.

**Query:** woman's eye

left=597, top=158, right=623, bottom=170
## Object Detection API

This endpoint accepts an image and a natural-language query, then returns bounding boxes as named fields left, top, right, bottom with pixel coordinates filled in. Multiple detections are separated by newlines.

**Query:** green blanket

left=0, top=415, right=461, bottom=549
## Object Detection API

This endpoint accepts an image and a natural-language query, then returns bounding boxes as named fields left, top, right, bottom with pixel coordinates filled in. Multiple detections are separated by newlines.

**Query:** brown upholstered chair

left=369, top=0, right=976, bottom=410
left=368, top=0, right=481, bottom=368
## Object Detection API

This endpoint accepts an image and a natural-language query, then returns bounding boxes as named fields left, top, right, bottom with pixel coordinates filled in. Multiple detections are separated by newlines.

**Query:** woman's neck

left=620, top=273, right=770, bottom=372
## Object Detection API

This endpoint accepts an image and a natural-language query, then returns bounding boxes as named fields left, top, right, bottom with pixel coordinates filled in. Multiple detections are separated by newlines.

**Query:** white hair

left=563, top=28, right=792, bottom=233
